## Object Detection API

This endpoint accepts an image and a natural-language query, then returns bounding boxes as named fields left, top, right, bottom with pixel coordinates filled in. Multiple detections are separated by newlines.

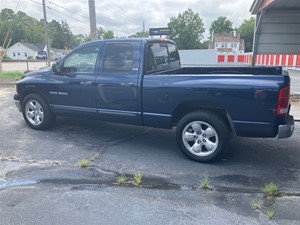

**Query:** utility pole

left=42, top=0, right=51, bottom=67
left=89, top=0, right=97, bottom=40
left=143, top=21, right=145, bottom=32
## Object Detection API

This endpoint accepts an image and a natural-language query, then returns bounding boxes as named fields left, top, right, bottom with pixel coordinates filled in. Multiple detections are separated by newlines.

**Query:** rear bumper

left=277, top=115, right=294, bottom=139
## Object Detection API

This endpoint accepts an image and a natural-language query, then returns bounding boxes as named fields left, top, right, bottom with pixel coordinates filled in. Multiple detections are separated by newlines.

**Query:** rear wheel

left=176, top=111, right=229, bottom=162
left=22, top=94, right=56, bottom=130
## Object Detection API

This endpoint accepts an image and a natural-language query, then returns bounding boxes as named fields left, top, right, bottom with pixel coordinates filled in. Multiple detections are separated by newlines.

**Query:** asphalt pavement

left=1, top=66, right=300, bottom=225
left=0, top=85, right=300, bottom=224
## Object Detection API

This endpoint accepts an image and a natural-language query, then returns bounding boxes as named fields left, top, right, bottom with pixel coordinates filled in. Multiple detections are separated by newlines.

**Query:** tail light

left=277, top=86, right=290, bottom=115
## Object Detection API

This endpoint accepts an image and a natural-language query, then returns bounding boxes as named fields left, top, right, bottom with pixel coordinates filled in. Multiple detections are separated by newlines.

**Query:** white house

left=209, top=32, right=245, bottom=54
left=6, top=42, right=45, bottom=60
left=6, top=42, right=66, bottom=60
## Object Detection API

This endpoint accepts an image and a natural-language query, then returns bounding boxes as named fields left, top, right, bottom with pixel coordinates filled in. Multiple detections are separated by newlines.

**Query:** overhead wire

left=23, top=0, right=30, bottom=12
left=1, top=0, right=8, bottom=10
left=30, top=0, right=89, bottom=27
left=15, top=0, right=21, bottom=11
left=47, top=0, right=89, bottom=21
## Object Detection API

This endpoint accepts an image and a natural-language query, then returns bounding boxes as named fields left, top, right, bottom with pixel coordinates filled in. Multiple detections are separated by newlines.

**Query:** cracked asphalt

left=0, top=84, right=300, bottom=225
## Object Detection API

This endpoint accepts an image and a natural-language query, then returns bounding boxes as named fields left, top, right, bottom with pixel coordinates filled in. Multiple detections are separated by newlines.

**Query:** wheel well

left=171, top=104, right=233, bottom=132
left=20, top=90, right=49, bottom=107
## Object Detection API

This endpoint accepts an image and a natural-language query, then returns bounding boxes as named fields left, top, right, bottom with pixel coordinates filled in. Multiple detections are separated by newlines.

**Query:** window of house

left=13, top=52, right=16, bottom=57
left=225, top=43, right=227, bottom=48
left=17, top=52, right=20, bottom=56
left=24, top=52, right=27, bottom=57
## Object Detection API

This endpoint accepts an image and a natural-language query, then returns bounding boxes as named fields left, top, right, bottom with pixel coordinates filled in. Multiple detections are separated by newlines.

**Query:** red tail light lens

left=277, top=86, right=290, bottom=115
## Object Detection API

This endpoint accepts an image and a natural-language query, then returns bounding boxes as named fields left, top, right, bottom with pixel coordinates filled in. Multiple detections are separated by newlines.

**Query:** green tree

left=199, top=40, right=210, bottom=49
left=49, top=20, right=64, bottom=49
left=128, top=30, right=149, bottom=38
left=168, top=9, right=205, bottom=49
left=209, top=16, right=233, bottom=36
left=0, top=9, right=44, bottom=46
left=238, top=17, right=255, bottom=52
left=97, top=27, right=115, bottom=40
left=48, top=20, right=78, bottom=49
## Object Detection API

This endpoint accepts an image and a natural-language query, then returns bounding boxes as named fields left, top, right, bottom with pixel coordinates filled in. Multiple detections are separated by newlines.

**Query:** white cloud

left=2, top=0, right=255, bottom=38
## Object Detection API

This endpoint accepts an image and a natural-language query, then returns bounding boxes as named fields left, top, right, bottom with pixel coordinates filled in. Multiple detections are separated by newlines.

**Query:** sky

left=0, top=0, right=255, bottom=38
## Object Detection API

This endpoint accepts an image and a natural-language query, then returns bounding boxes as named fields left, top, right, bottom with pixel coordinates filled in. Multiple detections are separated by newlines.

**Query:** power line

left=30, top=0, right=89, bottom=26
left=47, top=0, right=89, bottom=21
left=15, top=0, right=21, bottom=11
left=23, top=0, right=30, bottom=12
left=101, top=0, right=131, bottom=20
left=1, top=0, right=8, bottom=10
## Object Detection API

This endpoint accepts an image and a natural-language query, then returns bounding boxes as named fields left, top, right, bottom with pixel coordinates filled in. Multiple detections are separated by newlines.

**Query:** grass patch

left=0, top=72, right=23, bottom=81
left=262, top=183, right=279, bottom=196
left=133, top=172, right=142, bottom=186
left=79, top=159, right=89, bottom=168
left=117, top=176, right=127, bottom=184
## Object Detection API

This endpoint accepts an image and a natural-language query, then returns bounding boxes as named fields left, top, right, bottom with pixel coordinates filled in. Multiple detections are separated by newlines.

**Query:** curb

left=0, top=81, right=16, bottom=85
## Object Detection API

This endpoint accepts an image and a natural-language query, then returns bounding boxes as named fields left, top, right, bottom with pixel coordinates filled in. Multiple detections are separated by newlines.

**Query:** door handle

left=80, top=81, right=93, bottom=86
left=121, top=82, right=134, bottom=87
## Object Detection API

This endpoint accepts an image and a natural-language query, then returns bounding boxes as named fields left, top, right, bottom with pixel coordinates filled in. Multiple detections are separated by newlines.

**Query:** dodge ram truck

left=14, top=38, right=295, bottom=162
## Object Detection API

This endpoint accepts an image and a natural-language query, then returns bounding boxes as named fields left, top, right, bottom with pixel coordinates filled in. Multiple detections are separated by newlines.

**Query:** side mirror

left=52, top=63, right=61, bottom=74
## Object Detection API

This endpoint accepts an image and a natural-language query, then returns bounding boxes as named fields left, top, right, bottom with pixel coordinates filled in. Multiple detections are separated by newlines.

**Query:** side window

left=62, top=44, right=101, bottom=74
left=146, top=42, right=180, bottom=74
left=168, top=43, right=180, bottom=68
left=103, top=43, right=133, bottom=74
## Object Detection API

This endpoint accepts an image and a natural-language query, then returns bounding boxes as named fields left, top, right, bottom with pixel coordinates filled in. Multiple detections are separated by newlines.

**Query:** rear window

left=145, top=42, right=180, bottom=74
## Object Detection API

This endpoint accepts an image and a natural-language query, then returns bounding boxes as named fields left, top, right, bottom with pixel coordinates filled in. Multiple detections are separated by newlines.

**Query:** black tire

left=21, top=93, right=56, bottom=130
left=176, top=111, right=229, bottom=162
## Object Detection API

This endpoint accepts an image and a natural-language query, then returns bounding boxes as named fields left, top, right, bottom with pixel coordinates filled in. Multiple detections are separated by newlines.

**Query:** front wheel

left=176, top=111, right=230, bottom=162
left=22, top=93, right=56, bottom=130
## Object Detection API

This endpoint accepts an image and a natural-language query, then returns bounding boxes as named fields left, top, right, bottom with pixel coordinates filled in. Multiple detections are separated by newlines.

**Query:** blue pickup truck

left=14, top=38, right=294, bottom=162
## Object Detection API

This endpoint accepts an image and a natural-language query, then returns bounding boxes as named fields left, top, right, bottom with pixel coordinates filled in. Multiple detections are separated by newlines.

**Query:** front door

left=49, top=43, right=102, bottom=117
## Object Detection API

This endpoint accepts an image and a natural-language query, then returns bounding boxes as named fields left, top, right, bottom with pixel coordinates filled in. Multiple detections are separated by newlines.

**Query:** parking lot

left=0, top=84, right=300, bottom=224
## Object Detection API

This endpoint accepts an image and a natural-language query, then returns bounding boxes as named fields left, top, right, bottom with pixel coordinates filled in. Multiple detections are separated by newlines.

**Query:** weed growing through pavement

left=262, top=183, right=279, bottom=196
left=251, top=201, right=261, bottom=209
left=200, top=178, right=210, bottom=190
left=90, top=153, right=99, bottom=162
left=267, top=210, right=274, bottom=220
left=117, top=176, right=127, bottom=184
left=79, top=159, right=89, bottom=168
left=133, top=172, right=142, bottom=186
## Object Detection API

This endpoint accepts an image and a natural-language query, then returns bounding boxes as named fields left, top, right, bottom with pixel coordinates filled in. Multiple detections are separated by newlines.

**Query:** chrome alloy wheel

left=182, top=121, right=219, bottom=157
left=25, top=100, right=44, bottom=126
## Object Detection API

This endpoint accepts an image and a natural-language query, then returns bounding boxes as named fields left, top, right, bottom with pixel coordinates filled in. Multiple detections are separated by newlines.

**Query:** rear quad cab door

left=95, top=42, right=140, bottom=124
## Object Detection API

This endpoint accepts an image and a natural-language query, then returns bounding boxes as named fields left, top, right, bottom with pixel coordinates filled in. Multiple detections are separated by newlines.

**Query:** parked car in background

left=36, top=50, right=47, bottom=60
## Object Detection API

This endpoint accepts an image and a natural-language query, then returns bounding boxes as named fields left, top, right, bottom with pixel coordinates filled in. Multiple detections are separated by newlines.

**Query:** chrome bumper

left=277, top=115, right=294, bottom=139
